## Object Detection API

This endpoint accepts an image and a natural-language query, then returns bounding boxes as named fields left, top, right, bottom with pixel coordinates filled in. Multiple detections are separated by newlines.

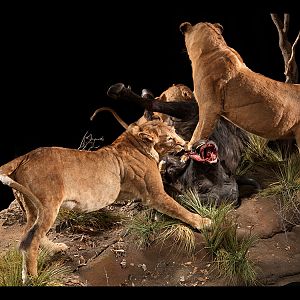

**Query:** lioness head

left=143, top=84, right=195, bottom=125
left=180, top=21, right=223, bottom=36
left=179, top=22, right=225, bottom=59
left=159, top=84, right=194, bottom=103
left=153, top=121, right=187, bottom=156
left=128, top=120, right=186, bottom=160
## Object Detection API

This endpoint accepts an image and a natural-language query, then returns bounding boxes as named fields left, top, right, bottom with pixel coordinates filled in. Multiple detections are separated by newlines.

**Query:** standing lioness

left=0, top=119, right=211, bottom=283
left=180, top=21, right=300, bottom=150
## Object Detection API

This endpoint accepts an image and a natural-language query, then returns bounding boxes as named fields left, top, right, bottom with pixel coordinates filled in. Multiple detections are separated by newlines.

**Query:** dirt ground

left=1, top=192, right=300, bottom=287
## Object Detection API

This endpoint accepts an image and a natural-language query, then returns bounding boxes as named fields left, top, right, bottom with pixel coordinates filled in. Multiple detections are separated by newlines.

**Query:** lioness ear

left=159, top=93, right=167, bottom=101
left=180, top=22, right=192, bottom=34
left=214, top=23, right=223, bottom=34
left=127, top=123, right=140, bottom=134
left=138, top=132, right=158, bottom=144
left=152, top=114, right=163, bottom=121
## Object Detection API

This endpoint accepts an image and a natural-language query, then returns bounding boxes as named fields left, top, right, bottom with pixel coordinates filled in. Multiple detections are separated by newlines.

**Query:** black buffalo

left=107, top=83, right=260, bottom=206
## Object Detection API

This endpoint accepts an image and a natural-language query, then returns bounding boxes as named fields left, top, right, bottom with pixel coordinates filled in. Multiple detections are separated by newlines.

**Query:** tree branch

left=283, top=13, right=289, bottom=33
left=271, top=13, right=298, bottom=83
left=286, top=31, right=300, bottom=77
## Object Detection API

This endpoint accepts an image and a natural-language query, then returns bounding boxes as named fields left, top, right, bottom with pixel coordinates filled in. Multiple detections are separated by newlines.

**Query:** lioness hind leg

left=20, top=204, right=61, bottom=284
left=14, top=193, right=37, bottom=230
left=13, top=190, right=27, bottom=223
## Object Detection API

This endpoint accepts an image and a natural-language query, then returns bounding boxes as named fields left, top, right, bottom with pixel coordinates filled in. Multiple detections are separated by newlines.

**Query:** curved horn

left=141, top=88, right=155, bottom=121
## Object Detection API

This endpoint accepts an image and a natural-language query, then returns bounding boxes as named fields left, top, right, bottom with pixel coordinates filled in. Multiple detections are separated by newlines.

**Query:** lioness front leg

left=149, top=192, right=211, bottom=231
left=188, top=103, right=220, bottom=150
left=188, top=78, right=223, bottom=150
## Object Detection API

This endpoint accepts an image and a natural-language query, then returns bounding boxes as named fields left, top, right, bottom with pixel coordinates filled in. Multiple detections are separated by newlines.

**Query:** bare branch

left=271, top=13, right=288, bottom=57
left=283, top=14, right=289, bottom=33
left=286, top=31, right=300, bottom=77
left=271, top=14, right=282, bottom=32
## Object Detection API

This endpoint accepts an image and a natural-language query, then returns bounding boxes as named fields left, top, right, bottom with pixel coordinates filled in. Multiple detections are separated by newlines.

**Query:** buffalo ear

left=180, top=22, right=192, bottom=34
left=214, top=23, right=223, bottom=33
left=144, top=110, right=154, bottom=121
left=141, top=88, right=155, bottom=121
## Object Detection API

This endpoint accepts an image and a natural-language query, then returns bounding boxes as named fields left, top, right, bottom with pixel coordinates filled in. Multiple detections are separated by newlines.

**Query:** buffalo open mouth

left=188, top=140, right=218, bottom=163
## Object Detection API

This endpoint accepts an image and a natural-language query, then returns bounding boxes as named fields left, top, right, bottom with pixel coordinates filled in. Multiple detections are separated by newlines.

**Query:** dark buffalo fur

left=107, top=83, right=260, bottom=206
left=160, top=141, right=240, bottom=206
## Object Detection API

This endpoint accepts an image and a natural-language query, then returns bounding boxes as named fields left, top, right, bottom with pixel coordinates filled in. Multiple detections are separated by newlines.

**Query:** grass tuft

left=127, top=209, right=195, bottom=255
left=178, top=189, right=258, bottom=285
left=178, top=189, right=235, bottom=255
left=215, top=247, right=257, bottom=286
left=157, top=222, right=195, bottom=256
left=56, top=207, right=122, bottom=233
left=236, top=134, right=284, bottom=176
left=0, top=247, right=71, bottom=286
left=259, top=153, right=300, bottom=226
left=126, top=209, right=168, bottom=249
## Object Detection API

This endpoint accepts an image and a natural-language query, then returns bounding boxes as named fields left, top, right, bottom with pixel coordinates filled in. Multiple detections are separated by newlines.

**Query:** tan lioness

left=0, top=119, right=211, bottom=283
left=179, top=21, right=300, bottom=150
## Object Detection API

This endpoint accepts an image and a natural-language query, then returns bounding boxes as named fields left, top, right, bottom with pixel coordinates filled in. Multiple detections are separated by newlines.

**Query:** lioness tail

left=0, top=172, right=44, bottom=251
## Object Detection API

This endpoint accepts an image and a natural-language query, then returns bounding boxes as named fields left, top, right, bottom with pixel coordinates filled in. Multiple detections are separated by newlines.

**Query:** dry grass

left=156, top=222, right=195, bottom=256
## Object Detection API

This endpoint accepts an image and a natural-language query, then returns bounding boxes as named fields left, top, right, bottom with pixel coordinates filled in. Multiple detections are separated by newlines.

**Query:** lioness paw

left=52, top=242, right=69, bottom=252
left=180, top=153, right=189, bottom=163
left=47, top=242, right=68, bottom=255
left=41, top=238, right=68, bottom=254
left=158, top=160, right=166, bottom=173
left=186, top=142, right=193, bottom=151
left=195, top=216, right=212, bottom=231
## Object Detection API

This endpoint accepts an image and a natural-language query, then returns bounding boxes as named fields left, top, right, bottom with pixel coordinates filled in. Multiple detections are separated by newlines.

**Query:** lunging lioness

left=0, top=119, right=211, bottom=283
left=179, top=21, right=300, bottom=150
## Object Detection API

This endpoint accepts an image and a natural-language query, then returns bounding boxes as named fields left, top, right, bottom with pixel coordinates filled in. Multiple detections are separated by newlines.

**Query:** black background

left=1, top=3, right=299, bottom=209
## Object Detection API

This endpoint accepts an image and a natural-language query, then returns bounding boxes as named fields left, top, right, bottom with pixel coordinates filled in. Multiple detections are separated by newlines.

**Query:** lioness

left=0, top=119, right=211, bottom=282
left=179, top=21, right=300, bottom=150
